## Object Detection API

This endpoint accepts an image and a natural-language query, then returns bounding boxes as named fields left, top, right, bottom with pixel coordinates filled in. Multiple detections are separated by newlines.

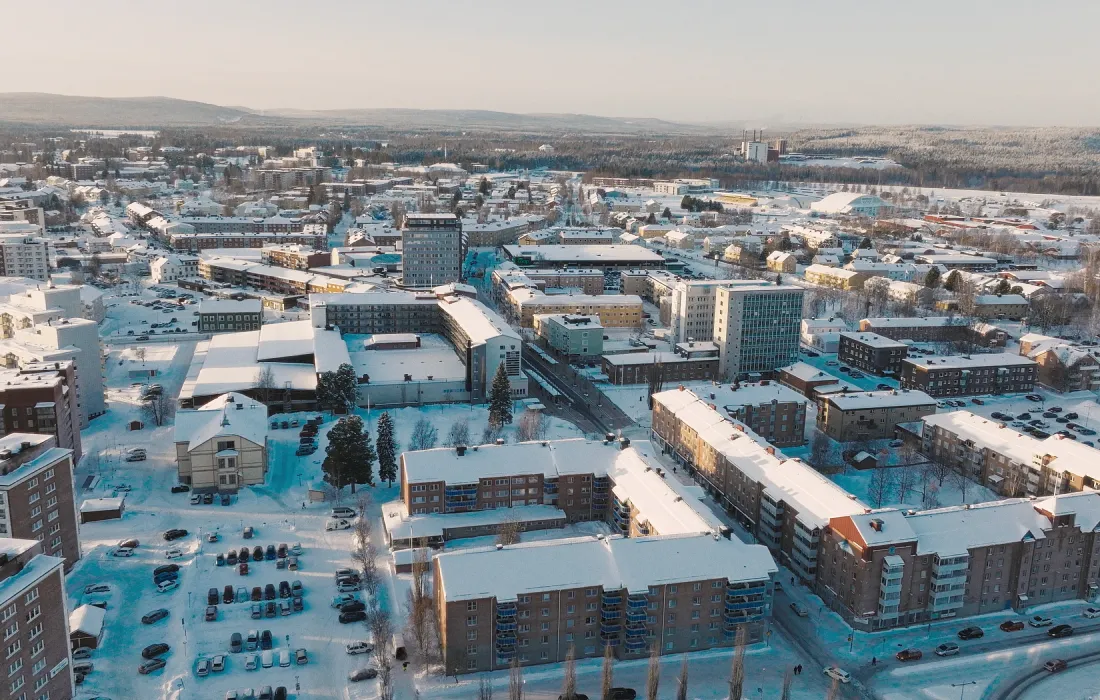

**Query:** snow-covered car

left=823, top=666, right=850, bottom=684
left=206, top=532, right=219, bottom=543
left=295, top=648, right=308, bottom=665
left=1084, top=607, right=1100, bottom=619
left=325, top=518, right=352, bottom=531
left=165, top=548, right=184, bottom=559
left=346, top=641, right=374, bottom=656
left=195, top=658, right=210, bottom=677
left=211, top=654, right=226, bottom=672
left=349, top=667, right=378, bottom=682
left=124, top=449, right=146, bottom=462
left=279, top=649, right=291, bottom=667
left=84, top=583, right=111, bottom=595
left=332, top=593, right=360, bottom=609
left=156, top=579, right=180, bottom=593
left=112, top=547, right=136, bottom=557
left=1029, top=615, right=1053, bottom=627
left=245, top=653, right=258, bottom=671
left=261, top=650, right=274, bottom=668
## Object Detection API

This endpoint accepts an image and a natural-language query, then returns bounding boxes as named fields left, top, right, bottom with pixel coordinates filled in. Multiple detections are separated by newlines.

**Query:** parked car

left=266, top=545, right=278, bottom=561
left=607, top=690, right=637, bottom=700
left=142, top=643, right=170, bottom=659
left=789, top=602, right=808, bottom=617
left=260, top=630, right=273, bottom=650
left=1044, top=659, right=1068, bottom=673
left=239, top=562, right=249, bottom=576
left=251, top=603, right=263, bottom=619
left=205, top=606, right=218, bottom=622
left=265, top=601, right=276, bottom=618
left=279, top=600, right=291, bottom=616
left=349, top=667, right=379, bottom=682
left=346, top=641, right=374, bottom=655
left=1029, top=615, right=1053, bottom=627
left=340, top=610, right=368, bottom=624
left=340, top=600, right=366, bottom=614
left=295, top=648, right=308, bottom=665
left=999, top=620, right=1025, bottom=632
left=895, top=649, right=922, bottom=662
left=336, top=581, right=360, bottom=593
left=142, top=608, right=170, bottom=625
left=251, top=586, right=262, bottom=602
left=822, top=666, right=850, bottom=684
left=264, top=584, right=276, bottom=600
left=156, top=580, right=180, bottom=593
left=332, top=593, right=361, bottom=608
left=326, top=518, right=352, bottom=531
left=239, top=547, right=250, bottom=563
left=227, top=550, right=238, bottom=566
left=190, top=494, right=202, bottom=505
left=1084, top=607, right=1100, bottom=618
left=236, top=587, right=249, bottom=603
left=288, top=556, right=299, bottom=571
left=165, top=548, right=184, bottom=560
left=245, top=653, right=258, bottom=671
left=292, top=596, right=303, bottom=612
left=153, top=564, right=179, bottom=577
left=277, top=543, right=288, bottom=559
left=253, top=545, right=264, bottom=561
left=230, top=633, right=243, bottom=653
left=139, top=657, right=167, bottom=674
left=211, top=654, right=226, bottom=672
left=278, top=581, right=291, bottom=598
left=957, top=627, right=984, bottom=640
left=223, top=585, right=235, bottom=604
left=112, top=547, right=135, bottom=557
left=278, top=649, right=291, bottom=667
left=934, top=643, right=960, bottom=657
left=208, top=588, right=219, bottom=606
left=163, top=529, right=188, bottom=541
left=243, top=526, right=254, bottom=539
left=84, top=583, right=111, bottom=595
left=72, top=647, right=92, bottom=661
left=246, top=630, right=259, bottom=651
left=331, top=506, right=357, bottom=519
left=196, top=658, right=210, bottom=677
left=261, top=651, right=274, bottom=668
left=1048, top=624, right=1074, bottom=638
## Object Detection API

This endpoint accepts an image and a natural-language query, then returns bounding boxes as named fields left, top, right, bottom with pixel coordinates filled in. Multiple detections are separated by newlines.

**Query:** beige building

left=804, top=264, right=869, bottom=291
left=766, top=251, right=797, bottom=274
left=174, top=393, right=269, bottom=492
left=507, top=287, right=642, bottom=328
left=817, top=390, right=936, bottom=442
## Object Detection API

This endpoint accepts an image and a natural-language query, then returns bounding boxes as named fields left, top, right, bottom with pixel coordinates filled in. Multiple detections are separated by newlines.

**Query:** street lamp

left=951, top=681, right=977, bottom=699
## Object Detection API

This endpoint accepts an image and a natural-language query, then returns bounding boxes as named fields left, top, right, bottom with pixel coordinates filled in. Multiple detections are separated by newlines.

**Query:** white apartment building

left=150, top=254, right=201, bottom=283
left=402, top=213, right=464, bottom=288
left=9, top=318, right=105, bottom=425
left=0, top=235, right=49, bottom=281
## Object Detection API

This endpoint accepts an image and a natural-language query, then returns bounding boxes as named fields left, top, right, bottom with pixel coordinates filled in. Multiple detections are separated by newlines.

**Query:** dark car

left=153, top=571, right=178, bottom=586
left=139, top=657, right=167, bottom=674
left=1049, top=406, right=1063, bottom=413
left=223, top=585, right=234, bottom=604
left=239, top=561, right=250, bottom=575
left=1044, top=659, right=1068, bottom=673
left=895, top=649, right=922, bottom=662
left=216, top=553, right=226, bottom=567
left=278, top=581, right=291, bottom=598
left=220, top=494, right=231, bottom=506
left=162, top=529, right=188, bottom=542
left=340, top=600, right=366, bottom=614
left=141, top=643, right=170, bottom=659
left=253, top=545, right=264, bottom=562
left=275, top=688, right=288, bottom=700
left=1066, top=412, right=1079, bottom=420
left=230, top=633, right=243, bottom=653
left=957, top=626, right=984, bottom=640
left=265, top=601, right=277, bottom=618
left=277, top=544, right=288, bottom=559
left=349, top=667, right=379, bottom=681
left=227, top=550, right=238, bottom=566
left=265, top=545, right=277, bottom=561
left=1048, top=624, right=1074, bottom=638
left=239, top=547, right=250, bottom=563
left=292, top=596, right=303, bottom=612
left=558, top=695, right=589, bottom=700
left=170, top=484, right=189, bottom=493
left=1018, top=413, right=1032, bottom=420
left=153, top=563, right=180, bottom=577
left=260, top=629, right=273, bottom=650
left=264, top=584, right=276, bottom=601
left=999, top=620, right=1025, bottom=632
left=608, top=690, right=637, bottom=700
left=205, top=606, right=217, bottom=622
left=142, top=608, right=170, bottom=625
left=339, top=610, right=368, bottom=624
left=207, top=588, right=219, bottom=606
left=203, top=493, right=214, bottom=505
left=251, top=586, right=262, bottom=602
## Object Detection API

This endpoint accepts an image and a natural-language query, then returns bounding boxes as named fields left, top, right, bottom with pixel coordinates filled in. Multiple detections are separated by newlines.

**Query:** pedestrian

left=872, top=656, right=877, bottom=666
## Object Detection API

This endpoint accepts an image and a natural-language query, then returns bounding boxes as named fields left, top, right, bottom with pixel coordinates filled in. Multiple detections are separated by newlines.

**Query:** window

left=466, top=616, right=478, bottom=626
left=467, top=630, right=477, bottom=641
left=466, top=601, right=477, bottom=612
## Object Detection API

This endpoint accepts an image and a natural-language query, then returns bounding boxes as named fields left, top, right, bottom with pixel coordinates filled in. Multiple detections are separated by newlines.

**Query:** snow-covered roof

left=906, top=499, right=1051, bottom=557
left=502, top=244, right=666, bottom=264
left=903, top=353, right=1035, bottom=371
left=198, top=299, right=261, bottom=315
left=974, top=294, right=1028, bottom=305
left=437, top=296, right=519, bottom=344
left=779, top=362, right=840, bottom=383
left=69, top=604, right=105, bottom=638
left=434, top=533, right=777, bottom=602
left=382, top=501, right=567, bottom=542
left=174, top=392, right=269, bottom=451
left=839, top=331, right=908, bottom=349
left=862, top=316, right=958, bottom=328
left=256, top=320, right=315, bottom=361
left=826, top=389, right=936, bottom=411
left=312, top=327, right=352, bottom=373
left=79, top=497, right=123, bottom=513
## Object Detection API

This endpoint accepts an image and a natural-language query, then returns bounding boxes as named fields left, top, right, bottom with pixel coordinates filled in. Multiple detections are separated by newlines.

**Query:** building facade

left=402, top=213, right=464, bottom=288
left=0, top=434, right=80, bottom=570
left=838, top=332, right=909, bottom=376
left=198, top=300, right=263, bottom=333
left=899, top=354, right=1037, bottom=397
left=713, top=285, right=803, bottom=380
left=817, top=390, right=936, bottom=442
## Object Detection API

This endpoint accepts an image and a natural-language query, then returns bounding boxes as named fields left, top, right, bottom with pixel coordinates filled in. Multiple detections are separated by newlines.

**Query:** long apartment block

left=899, top=353, right=1037, bottom=397
left=414, top=439, right=776, bottom=674
left=922, top=410, right=1100, bottom=497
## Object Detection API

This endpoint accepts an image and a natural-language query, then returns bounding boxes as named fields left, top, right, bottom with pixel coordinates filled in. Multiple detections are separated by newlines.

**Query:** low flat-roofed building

left=804, top=264, right=869, bottom=291
left=348, top=333, right=469, bottom=406
left=198, top=298, right=262, bottom=332
left=900, top=353, right=1036, bottom=397
left=838, top=331, right=909, bottom=376
left=533, top=313, right=604, bottom=360
left=859, top=317, right=1008, bottom=347
left=818, top=389, right=936, bottom=442
left=382, top=501, right=567, bottom=549
left=778, top=362, right=846, bottom=398
left=508, top=287, right=642, bottom=328
left=601, top=351, right=719, bottom=385
left=501, top=244, right=666, bottom=270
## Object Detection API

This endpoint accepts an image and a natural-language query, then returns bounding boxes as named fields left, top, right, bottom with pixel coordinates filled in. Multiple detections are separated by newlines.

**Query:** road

left=995, top=649, right=1100, bottom=700
left=522, top=346, right=631, bottom=435
left=772, top=590, right=868, bottom=700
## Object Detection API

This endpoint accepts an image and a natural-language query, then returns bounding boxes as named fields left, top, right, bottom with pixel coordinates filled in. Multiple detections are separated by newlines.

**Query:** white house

left=150, top=254, right=200, bottom=283
left=173, top=392, right=269, bottom=492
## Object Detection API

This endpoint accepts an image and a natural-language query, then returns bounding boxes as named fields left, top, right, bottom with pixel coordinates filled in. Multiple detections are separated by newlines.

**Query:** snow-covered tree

left=488, top=364, right=513, bottom=429
left=376, top=412, right=397, bottom=486
left=324, top=416, right=375, bottom=491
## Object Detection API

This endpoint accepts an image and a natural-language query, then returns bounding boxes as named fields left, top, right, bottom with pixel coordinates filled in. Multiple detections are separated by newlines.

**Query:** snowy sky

left=4, top=0, right=1099, bottom=126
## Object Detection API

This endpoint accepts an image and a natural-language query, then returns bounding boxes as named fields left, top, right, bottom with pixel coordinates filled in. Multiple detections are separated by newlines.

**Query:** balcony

left=495, top=636, right=517, bottom=648
left=625, top=624, right=647, bottom=638
left=726, top=598, right=765, bottom=612
left=626, top=610, right=647, bottom=624
left=601, top=607, right=622, bottom=620
left=496, top=620, right=517, bottom=632
left=601, top=637, right=621, bottom=648
left=602, top=592, right=623, bottom=606
left=728, top=583, right=768, bottom=597
left=445, top=486, right=478, bottom=496
left=496, top=649, right=516, bottom=661
left=600, top=622, right=621, bottom=635
left=625, top=638, right=647, bottom=652
left=627, top=595, right=648, bottom=609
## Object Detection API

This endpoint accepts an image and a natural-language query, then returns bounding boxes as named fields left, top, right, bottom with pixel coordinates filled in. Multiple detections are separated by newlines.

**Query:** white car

left=336, top=581, right=360, bottom=593
left=331, top=506, right=357, bottom=519
left=279, top=649, right=291, bottom=667
left=261, top=650, right=274, bottom=668
left=156, top=579, right=180, bottom=593
left=165, top=548, right=184, bottom=559
left=124, top=449, right=146, bottom=462
left=112, top=547, right=136, bottom=557
left=325, top=518, right=352, bottom=531
left=935, top=642, right=960, bottom=657
left=346, top=641, right=374, bottom=656
left=244, top=653, right=258, bottom=671
left=1084, top=607, right=1100, bottom=619
left=1029, top=615, right=1053, bottom=627
left=331, top=593, right=361, bottom=609
left=206, top=532, right=219, bottom=543
left=195, top=657, right=210, bottom=677
left=823, top=666, right=851, bottom=684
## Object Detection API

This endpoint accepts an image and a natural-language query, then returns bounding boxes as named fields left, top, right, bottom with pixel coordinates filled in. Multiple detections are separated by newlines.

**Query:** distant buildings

left=0, top=234, right=49, bottom=281
left=859, top=317, right=1007, bottom=348
left=505, top=288, right=643, bottom=328
left=804, top=264, right=868, bottom=291
left=150, top=254, right=199, bottom=283
left=810, top=192, right=888, bottom=217
left=601, top=343, right=720, bottom=386
left=501, top=244, right=666, bottom=271
left=1019, top=333, right=1100, bottom=393
left=533, top=314, right=603, bottom=361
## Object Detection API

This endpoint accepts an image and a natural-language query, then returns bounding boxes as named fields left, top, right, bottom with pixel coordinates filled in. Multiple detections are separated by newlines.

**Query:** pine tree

left=332, top=363, right=359, bottom=412
left=924, top=266, right=942, bottom=289
left=488, top=364, right=513, bottom=429
left=324, top=416, right=375, bottom=491
left=376, top=412, right=398, bottom=486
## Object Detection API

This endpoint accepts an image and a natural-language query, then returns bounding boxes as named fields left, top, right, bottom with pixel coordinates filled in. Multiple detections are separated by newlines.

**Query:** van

left=393, top=633, right=407, bottom=661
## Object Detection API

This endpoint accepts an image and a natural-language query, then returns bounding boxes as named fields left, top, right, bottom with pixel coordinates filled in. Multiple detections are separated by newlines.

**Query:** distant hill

left=0, top=93, right=719, bottom=134
left=0, top=93, right=261, bottom=127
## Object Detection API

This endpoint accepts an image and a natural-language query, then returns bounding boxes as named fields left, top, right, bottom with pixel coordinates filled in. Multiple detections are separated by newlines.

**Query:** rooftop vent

left=455, top=445, right=466, bottom=457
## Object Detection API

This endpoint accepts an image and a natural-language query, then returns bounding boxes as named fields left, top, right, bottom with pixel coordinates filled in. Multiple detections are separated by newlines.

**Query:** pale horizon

left=3, top=0, right=1099, bottom=127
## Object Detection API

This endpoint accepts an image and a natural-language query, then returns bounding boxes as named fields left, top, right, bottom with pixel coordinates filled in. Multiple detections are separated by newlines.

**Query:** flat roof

left=382, top=501, right=567, bottom=542
left=502, top=244, right=666, bottom=263
left=840, top=332, right=908, bottom=349
left=826, top=389, right=936, bottom=411
left=435, top=533, right=777, bottom=602
left=349, top=335, right=465, bottom=384
left=199, top=299, right=262, bottom=315
left=902, top=352, right=1035, bottom=370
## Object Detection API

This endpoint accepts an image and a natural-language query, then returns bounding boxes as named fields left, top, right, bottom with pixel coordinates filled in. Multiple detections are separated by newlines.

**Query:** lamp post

left=951, top=681, right=977, bottom=699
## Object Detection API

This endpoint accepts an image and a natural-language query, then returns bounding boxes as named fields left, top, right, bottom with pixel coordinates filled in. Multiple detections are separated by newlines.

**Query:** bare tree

left=646, top=646, right=660, bottom=700
left=809, top=431, right=834, bottom=472
left=405, top=542, right=433, bottom=670
left=895, top=462, right=918, bottom=505
left=409, top=417, right=439, bottom=451
left=142, top=393, right=174, bottom=427
left=509, top=658, right=524, bottom=700
left=676, top=655, right=688, bottom=700
left=728, top=625, right=746, bottom=700
left=445, top=419, right=471, bottom=447
left=950, top=468, right=972, bottom=504
left=496, top=511, right=522, bottom=546
left=920, top=463, right=941, bottom=509
left=561, top=646, right=577, bottom=699
left=351, top=515, right=380, bottom=597
left=515, top=411, right=544, bottom=442
left=135, top=347, right=147, bottom=365
left=479, top=676, right=494, bottom=700
left=601, top=644, right=614, bottom=700
left=369, top=602, right=395, bottom=697
left=256, top=364, right=277, bottom=405
left=867, top=461, right=895, bottom=508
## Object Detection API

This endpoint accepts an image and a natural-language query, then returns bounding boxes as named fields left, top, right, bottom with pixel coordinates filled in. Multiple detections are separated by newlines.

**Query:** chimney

left=456, top=445, right=466, bottom=457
